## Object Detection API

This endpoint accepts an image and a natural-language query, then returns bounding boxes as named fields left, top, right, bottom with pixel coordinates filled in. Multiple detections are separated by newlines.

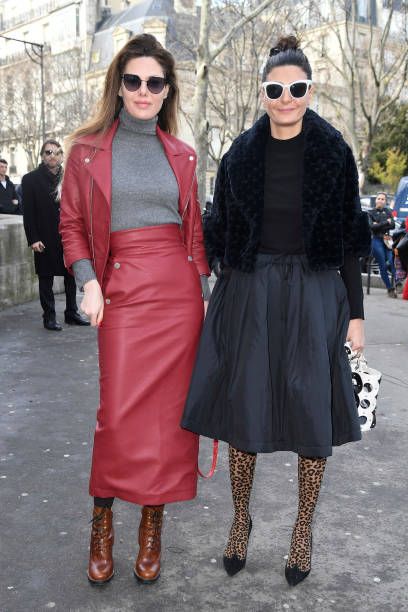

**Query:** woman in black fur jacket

left=182, top=36, right=371, bottom=586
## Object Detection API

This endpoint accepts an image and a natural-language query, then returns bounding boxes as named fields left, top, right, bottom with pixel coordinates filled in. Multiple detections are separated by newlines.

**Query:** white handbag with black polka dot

left=345, top=344, right=382, bottom=432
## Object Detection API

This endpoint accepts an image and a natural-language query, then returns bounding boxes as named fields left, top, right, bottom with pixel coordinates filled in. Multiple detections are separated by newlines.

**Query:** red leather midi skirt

left=89, top=225, right=203, bottom=505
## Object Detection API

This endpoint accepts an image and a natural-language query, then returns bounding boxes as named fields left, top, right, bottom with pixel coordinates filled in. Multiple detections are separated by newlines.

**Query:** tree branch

left=209, top=0, right=277, bottom=63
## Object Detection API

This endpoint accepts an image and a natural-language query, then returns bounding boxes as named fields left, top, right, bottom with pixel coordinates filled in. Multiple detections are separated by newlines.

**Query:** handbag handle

left=198, top=439, right=219, bottom=479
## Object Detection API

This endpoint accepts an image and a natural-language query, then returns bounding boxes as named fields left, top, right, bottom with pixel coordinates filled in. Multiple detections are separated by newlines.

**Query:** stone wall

left=0, top=214, right=63, bottom=310
left=0, top=213, right=387, bottom=311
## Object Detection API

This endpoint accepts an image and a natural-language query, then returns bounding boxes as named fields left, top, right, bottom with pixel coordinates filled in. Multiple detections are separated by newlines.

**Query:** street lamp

left=0, top=34, right=46, bottom=143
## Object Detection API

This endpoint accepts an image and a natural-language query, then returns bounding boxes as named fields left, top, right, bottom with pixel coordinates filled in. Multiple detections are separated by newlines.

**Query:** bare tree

left=0, top=48, right=99, bottom=171
left=305, top=0, right=408, bottom=188
left=193, top=0, right=281, bottom=203
left=0, top=61, right=45, bottom=170
left=206, top=0, right=294, bottom=170
left=48, top=48, right=100, bottom=138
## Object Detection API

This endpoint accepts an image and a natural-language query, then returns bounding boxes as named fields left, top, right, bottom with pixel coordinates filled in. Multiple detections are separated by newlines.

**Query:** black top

left=260, top=131, right=305, bottom=254
left=368, top=206, right=395, bottom=237
left=260, top=131, right=364, bottom=319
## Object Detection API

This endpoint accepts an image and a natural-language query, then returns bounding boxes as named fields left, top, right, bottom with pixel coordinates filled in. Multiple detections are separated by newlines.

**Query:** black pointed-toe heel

left=285, top=532, right=312, bottom=587
left=223, top=517, right=252, bottom=576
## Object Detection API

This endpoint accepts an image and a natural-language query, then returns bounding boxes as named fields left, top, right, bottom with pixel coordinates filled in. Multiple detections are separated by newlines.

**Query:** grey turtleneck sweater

left=72, top=108, right=210, bottom=299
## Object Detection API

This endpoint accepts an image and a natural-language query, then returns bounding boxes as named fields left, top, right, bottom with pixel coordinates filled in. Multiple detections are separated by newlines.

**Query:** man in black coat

left=22, top=140, right=89, bottom=330
left=0, top=158, right=21, bottom=214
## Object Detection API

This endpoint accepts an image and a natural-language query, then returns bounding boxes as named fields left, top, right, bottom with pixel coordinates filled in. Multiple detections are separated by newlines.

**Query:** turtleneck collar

left=119, top=106, right=157, bottom=135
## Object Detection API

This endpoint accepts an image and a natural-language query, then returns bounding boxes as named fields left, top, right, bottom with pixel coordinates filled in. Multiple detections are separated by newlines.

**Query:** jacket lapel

left=75, top=120, right=119, bottom=209
left=226, top=113, right=268, bottom=210
left=157, top=126, right=196, bottom=214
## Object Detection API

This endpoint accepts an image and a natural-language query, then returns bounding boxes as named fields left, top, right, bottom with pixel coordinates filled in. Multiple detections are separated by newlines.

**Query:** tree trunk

left=192, top=0, right=277, bottom=206
left=193, top=0, right=211, bottom=206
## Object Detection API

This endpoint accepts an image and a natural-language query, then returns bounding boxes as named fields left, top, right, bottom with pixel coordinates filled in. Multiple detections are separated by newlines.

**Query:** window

left=43, top=23, right=49, bottom=44
left=346, top=0, right=377, bottom=24
left=9, top=146, right=16, bottom=174
left=320, top=34, right=327, bottom=57
left=76, top=5, right=80, bottom=37
left=383, top=0, right=402, bottom=8
left=6, top=74, right=13, bottom=104
left=357, top=0, right=368, bottom=22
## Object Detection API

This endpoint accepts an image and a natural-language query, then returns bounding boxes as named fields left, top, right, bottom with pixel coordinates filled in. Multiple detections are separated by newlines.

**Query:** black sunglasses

left=44, top=149, right=62, bottom=156
left=121, top=74, right=167, bottom=94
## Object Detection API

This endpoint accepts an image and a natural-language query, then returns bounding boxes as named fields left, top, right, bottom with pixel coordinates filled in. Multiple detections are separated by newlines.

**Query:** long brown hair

left=67, top=34, right=179, bottom=149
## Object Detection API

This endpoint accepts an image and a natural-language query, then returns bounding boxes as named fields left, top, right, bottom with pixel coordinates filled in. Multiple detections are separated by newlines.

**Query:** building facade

left=0, top=0, right=405, bottom=190
left=0, top=0, right=198, bottom=179
left=299, top=0, right=407, bottom=183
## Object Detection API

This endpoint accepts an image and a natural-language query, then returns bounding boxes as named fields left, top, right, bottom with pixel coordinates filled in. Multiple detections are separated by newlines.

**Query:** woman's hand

left=346, top=318, right=365, bottom=354
left=31, top=241, right=45, bottom=252
left=81, top=279, right=104, bottom=327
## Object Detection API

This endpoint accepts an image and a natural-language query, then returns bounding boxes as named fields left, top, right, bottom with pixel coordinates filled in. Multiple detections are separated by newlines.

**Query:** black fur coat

left=204, top=109, right=371, bottom=272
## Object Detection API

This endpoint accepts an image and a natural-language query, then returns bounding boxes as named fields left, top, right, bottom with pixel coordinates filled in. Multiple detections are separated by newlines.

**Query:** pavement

left=0, top=287, right=407, bottom=612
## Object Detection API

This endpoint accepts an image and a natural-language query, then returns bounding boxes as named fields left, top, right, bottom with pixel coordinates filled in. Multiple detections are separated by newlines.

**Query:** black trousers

left=38, top=273, right=78, bottom=322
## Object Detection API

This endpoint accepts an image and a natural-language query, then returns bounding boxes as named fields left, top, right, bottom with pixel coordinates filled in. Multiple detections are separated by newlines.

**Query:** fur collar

left=222, top=109, right=351, bottom=266
left=226, top=108, right=346, bottom=212
left=205, top=108, right=371, bottom=272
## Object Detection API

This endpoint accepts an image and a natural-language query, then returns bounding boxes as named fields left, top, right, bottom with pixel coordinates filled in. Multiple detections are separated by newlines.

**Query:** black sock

left=94, top=496, right=114, bottom=508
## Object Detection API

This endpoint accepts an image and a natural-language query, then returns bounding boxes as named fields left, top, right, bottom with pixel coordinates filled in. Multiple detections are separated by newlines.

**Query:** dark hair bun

left=269, top=35, right=301, bottom=56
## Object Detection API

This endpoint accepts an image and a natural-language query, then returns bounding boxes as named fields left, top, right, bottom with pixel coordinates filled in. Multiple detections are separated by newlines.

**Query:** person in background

left=402, top=217, right=408, bottom=300
left=394, top=218, right=408, bottom=300
left=60, top=34, right=210, bottom=585
left=22, top=140, right=90, bottom=330
left=368, top=192, right=396, bottom=297
left=0, top=158, right=20, bottom=214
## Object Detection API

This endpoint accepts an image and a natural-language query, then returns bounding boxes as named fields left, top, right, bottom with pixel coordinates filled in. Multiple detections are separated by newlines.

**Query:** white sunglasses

left=262, top=79, right=312, bottom=100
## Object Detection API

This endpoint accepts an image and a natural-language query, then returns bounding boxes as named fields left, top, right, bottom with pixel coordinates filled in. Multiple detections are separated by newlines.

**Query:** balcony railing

left=1, top=0, right=74, bottom=31
left=0, top=50, right=29, bottom=66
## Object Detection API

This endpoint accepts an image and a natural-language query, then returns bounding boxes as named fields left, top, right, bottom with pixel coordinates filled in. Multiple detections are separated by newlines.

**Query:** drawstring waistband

left=256, top=253, right=309, bottom=281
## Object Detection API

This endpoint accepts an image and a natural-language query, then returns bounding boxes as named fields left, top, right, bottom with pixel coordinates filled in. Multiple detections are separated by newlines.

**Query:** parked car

left=360, top=194, right=377, bottom=211
left=393, top=176, right=408, bottom=225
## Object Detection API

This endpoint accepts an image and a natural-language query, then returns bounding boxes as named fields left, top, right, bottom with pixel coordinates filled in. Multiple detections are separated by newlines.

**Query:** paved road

left=0, top=287, right=407, bottom=612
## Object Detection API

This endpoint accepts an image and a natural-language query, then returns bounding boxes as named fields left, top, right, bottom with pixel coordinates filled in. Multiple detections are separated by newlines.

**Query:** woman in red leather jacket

left=60, top=34, right=210, bottom=585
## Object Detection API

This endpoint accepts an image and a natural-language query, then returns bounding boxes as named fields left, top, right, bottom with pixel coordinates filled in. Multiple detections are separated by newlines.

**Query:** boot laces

left=142, top=510, right=162, bottom=551
left=90, top=511, right=111, bottom=553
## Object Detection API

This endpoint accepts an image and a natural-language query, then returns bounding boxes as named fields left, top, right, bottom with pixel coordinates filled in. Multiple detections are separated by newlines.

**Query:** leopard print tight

left=224, top=445, right=257, bottom=560
left=287, top=455, right=327, bottom=571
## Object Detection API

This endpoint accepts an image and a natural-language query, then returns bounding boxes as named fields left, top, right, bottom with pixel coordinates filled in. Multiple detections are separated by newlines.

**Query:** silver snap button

left=187, top=255, right=193, bottom=261
left=113, top=262, right=120, bottom=269
left=189, top=155, right=194, bottom=161
left=84, top=157, right=90, bottom=163
left=105, top=298, right=111, bottom=304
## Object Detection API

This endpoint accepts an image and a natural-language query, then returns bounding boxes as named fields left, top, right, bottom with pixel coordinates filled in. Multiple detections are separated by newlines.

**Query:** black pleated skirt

left=181, top=253, right=362, bottom=457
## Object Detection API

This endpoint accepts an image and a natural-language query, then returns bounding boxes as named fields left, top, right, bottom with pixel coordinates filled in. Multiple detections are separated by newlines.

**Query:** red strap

left=198, top=440, right=219, bottom=479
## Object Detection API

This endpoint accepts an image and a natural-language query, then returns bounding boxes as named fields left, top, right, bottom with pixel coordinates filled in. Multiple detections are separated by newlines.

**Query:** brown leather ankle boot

left=134, top=505, right=164, bottom=583
left=87, top=506, right=114, bottom=584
